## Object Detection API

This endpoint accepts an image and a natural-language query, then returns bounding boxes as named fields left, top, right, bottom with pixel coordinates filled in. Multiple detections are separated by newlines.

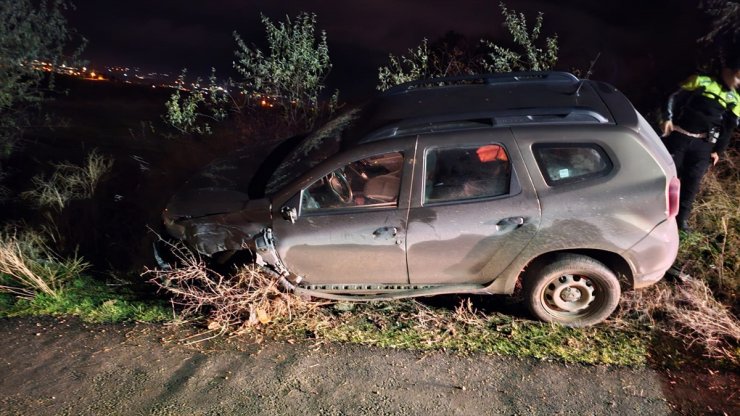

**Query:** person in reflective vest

left=660, top=56, right=740, bottom=231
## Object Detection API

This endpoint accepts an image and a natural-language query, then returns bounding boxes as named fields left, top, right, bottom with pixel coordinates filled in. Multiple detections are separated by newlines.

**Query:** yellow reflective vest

left=680, top=75, right=740, bottom=118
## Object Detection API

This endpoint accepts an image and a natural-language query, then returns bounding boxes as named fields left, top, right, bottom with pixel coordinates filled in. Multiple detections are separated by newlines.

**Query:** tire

left=523, top=254, right=621, bottom=327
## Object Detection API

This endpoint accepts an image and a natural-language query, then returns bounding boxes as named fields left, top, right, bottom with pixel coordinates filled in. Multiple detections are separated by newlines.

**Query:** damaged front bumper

left=254, top=227, right=290, bottom=276
left=154, top=219, right=291, bottom=279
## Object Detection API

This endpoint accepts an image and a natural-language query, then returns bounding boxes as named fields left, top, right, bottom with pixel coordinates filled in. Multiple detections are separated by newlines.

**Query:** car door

left=271, top=142, right=415, bottom=284
left=406, top=129, right=541, bottom=285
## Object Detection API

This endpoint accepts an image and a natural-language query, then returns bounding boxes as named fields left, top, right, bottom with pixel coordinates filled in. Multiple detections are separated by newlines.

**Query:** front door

left=273, top=150, right=411, bottom=284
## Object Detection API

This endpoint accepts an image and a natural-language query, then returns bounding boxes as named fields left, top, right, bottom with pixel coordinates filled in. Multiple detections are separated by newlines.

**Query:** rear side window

left=533, top=144, right=612, bottom=185
left=424, top=144, right=511, bottom=204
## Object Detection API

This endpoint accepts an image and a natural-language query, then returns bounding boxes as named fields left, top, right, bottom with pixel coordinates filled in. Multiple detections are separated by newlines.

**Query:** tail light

left=667, top=177, right=680, bottom=218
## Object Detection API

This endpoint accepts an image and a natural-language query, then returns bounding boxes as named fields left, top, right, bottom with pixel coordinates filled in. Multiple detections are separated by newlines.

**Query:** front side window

left=424, top=144, right=511, bottom=204
left=533, top=144, right=612, bottom=185
left=302, top=151, right=403, bottom=212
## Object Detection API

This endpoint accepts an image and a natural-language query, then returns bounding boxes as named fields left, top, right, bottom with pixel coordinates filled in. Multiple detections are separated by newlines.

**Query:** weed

left=21, top=149, right=114, bottom=211
left=680, top=148, right=740, bottom=306
left=0, top=225, right=162, bottom=325
left=0, top=228, right=88, bottom=298
left=617, top=280, right=739, bottom=365
left=376, top=2, right=558, bottom=91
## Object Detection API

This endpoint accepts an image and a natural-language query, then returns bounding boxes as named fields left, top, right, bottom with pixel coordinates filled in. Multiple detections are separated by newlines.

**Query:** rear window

left=533, top=144, right=612, bottom=185
left=424, top=144, right=511, bottom=204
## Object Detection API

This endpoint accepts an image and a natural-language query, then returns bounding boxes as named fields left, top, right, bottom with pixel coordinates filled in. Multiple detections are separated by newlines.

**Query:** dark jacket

left=665, top=75, right=739, bottom=153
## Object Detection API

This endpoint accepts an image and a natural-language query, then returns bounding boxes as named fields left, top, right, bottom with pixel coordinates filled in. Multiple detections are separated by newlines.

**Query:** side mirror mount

left=281, top=206, right=297, bottom=224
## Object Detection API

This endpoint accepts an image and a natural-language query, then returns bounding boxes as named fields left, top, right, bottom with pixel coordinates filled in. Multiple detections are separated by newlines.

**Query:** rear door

left=406, top=129, right=541, bottom=284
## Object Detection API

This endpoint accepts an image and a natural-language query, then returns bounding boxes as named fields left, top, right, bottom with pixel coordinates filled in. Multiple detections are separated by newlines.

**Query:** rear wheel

left=523, top=254, right=620, bottom=327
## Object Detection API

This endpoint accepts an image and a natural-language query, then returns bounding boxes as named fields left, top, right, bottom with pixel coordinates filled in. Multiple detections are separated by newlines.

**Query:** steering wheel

left=326, top=169, right=353, bottom=203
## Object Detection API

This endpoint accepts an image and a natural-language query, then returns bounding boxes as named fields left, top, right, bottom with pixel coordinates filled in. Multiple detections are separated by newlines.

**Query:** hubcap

left=560, top=287, right=582, bottom=302
left=543, top=274, right=596, bottom=314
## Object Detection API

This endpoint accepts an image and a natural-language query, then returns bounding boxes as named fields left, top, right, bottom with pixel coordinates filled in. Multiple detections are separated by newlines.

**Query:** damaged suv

left=160, top=71, right=680, bottom=326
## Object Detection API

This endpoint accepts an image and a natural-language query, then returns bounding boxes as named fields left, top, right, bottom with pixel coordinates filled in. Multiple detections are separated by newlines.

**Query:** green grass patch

left=258, top=301, right=648, bottom=366
left=0, top=276, right=170, bottom=323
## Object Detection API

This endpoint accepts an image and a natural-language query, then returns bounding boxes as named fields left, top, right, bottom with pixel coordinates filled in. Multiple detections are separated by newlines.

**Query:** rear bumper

left=625, top=219, right=679, bottom=289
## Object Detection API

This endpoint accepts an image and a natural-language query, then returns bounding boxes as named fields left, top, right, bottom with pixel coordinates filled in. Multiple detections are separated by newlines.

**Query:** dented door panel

left=406, top=130, right=541, bottom=284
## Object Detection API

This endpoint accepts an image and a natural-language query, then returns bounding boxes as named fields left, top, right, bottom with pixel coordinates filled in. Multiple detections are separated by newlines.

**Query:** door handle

left=496, top=217, right=525, bottom=229
left=372, top=226, right=398, bottom=239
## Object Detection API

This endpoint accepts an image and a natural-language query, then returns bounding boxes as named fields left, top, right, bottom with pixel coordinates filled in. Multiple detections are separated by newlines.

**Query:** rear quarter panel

left=500, top=125, right=671, bottom=283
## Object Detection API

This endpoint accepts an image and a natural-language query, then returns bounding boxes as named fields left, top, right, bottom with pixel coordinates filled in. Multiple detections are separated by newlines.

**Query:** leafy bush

left=164, top=12, right=338, bottom=136
left=480, top=2, right=558, bottom=73
left=234, top=12, right=337, bottom=129
left=377, top=38, right=434, bottom=91
left=0, top=0, right=83, bottom=158
left=377, top=2, right=558, bottom=90
left=163, top=68, right=231, bottom=135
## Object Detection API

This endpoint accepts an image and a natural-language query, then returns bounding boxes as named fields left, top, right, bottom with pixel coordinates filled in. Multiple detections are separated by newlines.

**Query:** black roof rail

left=383, top=71, right=580, bottom=95
left=358, top=107, right=610, bottom=143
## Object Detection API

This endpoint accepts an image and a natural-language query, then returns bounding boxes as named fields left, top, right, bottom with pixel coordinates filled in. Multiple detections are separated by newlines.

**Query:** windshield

left=265, top=108, right=362, bottom=195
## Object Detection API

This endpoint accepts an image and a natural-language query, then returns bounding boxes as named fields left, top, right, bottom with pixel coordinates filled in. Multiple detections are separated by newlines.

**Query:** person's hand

left=660, top=120, right=674, bottom=137
left=710, top=152, right=719, bottom=166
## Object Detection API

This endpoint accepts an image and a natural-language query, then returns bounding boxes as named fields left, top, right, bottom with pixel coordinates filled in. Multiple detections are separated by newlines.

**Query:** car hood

left=165, top=188, right=251, bottom=219
left=165, top=137, right=289, bottom=219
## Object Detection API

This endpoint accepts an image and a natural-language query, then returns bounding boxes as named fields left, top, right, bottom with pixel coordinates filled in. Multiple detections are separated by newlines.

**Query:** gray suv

left=161, top=72, right=680, bottom=326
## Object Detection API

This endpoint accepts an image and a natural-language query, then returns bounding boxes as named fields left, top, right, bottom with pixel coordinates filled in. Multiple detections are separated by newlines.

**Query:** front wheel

left=523, top=254, right=621, bottom=327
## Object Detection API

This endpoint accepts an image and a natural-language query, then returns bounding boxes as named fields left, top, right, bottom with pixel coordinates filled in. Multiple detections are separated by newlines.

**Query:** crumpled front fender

left=180, top=211, right=267, bottom=256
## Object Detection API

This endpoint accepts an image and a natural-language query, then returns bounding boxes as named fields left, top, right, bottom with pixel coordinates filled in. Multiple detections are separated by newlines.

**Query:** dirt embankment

left=0, top=317, right=687, bottom=416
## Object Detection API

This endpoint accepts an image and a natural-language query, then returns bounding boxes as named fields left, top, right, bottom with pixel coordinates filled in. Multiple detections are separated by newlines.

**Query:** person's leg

left=676, top=139, right=713, bottom=230
left=662, top=132, right=690, bottom=172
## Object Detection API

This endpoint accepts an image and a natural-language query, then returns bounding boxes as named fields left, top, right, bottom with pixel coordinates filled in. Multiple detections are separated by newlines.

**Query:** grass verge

left=260, top=300, right=649, bottom=366
left=0, top=275, right=170, bottom=323
left=1, top=227, right=169, bottom=324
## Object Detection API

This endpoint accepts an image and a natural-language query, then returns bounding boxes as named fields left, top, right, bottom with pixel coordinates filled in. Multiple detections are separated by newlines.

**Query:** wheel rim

left=541, top=273, right=601, bottom=320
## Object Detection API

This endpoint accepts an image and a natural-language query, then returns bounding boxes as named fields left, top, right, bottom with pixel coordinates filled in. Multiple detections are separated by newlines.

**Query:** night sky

left=66, top=0, right=713, bottom=108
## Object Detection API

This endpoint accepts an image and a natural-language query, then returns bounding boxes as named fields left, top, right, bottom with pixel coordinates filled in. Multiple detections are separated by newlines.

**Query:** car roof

left=347, top=71, right=639, bottom=145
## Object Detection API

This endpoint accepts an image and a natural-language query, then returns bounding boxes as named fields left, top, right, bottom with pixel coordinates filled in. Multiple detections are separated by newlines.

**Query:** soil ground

left=1, top=316, right=737, bottom=416
left=0, top=316, right=666, bottom=415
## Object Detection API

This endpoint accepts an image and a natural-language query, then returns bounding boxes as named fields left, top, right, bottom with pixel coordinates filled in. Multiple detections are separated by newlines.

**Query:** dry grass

left=682, top=147, right=740, bottom=305
left=145, top=242, right=316, bottom=337
left=626, top=145, right=740, bottom=364
left=666, top=280, right=740, bottom=356
left=21, top=150, right=114, bottom=211
left=0, top=227, right=89, bottom=298
left=617, top=279, right=740, bottom=364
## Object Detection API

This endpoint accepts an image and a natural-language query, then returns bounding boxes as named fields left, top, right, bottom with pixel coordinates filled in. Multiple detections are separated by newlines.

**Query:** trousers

left=662, top=131, right=714, bottom=226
